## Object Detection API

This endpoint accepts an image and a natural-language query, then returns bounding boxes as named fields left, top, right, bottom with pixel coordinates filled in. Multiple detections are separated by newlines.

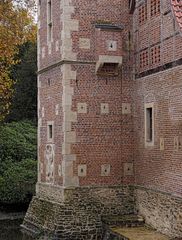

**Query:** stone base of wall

left=22, top=184, right=182, bottom=239
left=135, top=186, right=182, bottom=238
left=22, top=184, right=135, bottom=240
left=22, top=196, right=103, bottom=240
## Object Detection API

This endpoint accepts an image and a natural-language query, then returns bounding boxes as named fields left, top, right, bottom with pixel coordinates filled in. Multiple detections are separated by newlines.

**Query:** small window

left=47, top=0, right=52, bottom=42
left=48, top=125, right=53, bottom=139
left=146, top=108, right=152, bottom=141
left=145, top=104, right=154, bottom=146
left=129, top=0, right=136, bottom=14
left=47, top=121, right=54, bottom=142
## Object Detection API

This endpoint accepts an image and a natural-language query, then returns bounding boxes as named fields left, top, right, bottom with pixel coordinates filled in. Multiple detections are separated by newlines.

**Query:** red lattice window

left=151, top=45, right=161, bottom=65
left=139, top=50, right=149, bottom=69
left=171, top=0, right=182, bottom=33
left=151, top=0, right=160, bottom=17
left=139, top=4, right=147, bottom=25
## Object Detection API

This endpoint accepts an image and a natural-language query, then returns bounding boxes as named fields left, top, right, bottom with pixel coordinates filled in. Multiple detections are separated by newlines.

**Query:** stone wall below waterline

left=135, top=187, right=182, bottom=238
left=22, top=185, right=135, bottom=239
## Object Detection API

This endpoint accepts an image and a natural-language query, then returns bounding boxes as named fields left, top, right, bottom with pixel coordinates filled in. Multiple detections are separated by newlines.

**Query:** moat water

left=0, top=214, right=33, bottom=240
left=0, top=219, right=34, bottom=240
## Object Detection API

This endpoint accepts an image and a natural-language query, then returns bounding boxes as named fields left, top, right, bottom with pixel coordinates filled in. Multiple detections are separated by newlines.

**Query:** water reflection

left=0, top=219, right=34, bottom=240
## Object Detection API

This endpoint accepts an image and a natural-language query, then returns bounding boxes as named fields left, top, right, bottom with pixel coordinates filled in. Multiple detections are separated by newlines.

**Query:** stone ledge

left=102, top=214, right=144, bottom=228
left=112, top=226, right=170, bottom=240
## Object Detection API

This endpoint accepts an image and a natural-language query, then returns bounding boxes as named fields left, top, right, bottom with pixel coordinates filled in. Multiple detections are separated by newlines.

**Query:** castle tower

left=23, top=0, right=182, bottom=239
left=23, top=0, right=135, bottom=239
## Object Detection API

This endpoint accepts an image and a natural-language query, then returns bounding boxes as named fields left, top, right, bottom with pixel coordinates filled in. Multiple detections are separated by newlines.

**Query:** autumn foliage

left=0, top=0, right=36, bottom=121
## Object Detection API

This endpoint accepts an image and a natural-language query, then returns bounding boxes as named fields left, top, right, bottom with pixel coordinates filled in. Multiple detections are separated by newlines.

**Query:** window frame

left=145, top=103, right=154, bottom=147
left=47, top=121, right=54, bottom=142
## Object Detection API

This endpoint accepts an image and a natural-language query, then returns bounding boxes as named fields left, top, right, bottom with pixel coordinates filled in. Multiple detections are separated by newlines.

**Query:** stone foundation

left=22, top=184, right=135, bottom=239
left=23, top=184, right=182, bottom=239
left=135, top=186, right=182, bottom=238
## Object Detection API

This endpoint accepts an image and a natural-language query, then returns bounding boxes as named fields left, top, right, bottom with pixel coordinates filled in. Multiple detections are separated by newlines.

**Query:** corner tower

left=23, top=0, right=135, bottom=239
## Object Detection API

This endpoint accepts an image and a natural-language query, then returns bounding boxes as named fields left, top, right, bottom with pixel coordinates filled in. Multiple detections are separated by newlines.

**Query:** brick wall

left=38, top=0, right=135, bottom=188
left=132, top=1, right=182, bottom=237
left=28, top=0, right=182, bottom=238
left=133, top=0, right=182, bottom=196
left=135, top=187, right=182, bottom=238
left=38, top=66, right=64, bottom=186
left=134, top=0, right=182, bottom=75
left=38, top=0, right=62, bottom=70
left=134, top=66, right=182, bottom=196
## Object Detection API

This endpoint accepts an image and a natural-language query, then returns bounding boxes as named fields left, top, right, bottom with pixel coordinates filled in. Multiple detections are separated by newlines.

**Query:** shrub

left=0, top=159, right=37, bottom=204
left=0, top=121, right=37, bottom=204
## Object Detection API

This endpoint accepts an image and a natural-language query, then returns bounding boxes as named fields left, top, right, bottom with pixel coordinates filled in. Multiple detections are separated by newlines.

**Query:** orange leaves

left=0, top=0, right=36, bottom=121
left=0, top=68, right=14, bottom=122
left=0, top=1, right=36, bottom=65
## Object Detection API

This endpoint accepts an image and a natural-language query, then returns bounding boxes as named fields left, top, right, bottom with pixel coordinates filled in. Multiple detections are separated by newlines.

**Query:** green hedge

left=0, top=121, right=37, bottom=204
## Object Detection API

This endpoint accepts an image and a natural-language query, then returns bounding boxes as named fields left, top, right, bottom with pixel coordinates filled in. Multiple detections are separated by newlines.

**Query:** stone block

left=64, top=86, right=74, bottom=95
left=79, top=38, right=91, bottom=49
left=38, top=78, right=41, bottom=88
left=77, top=103, right=88, bottom=114
left=58, top=164, right=62, bottom=176
left=107, top=40, right=117, bottom=51
left=40, top=162, right=43, bottom=174
left=62, top=94, right=72, bottom=106
left=78, top=164, right=87, bottom=177
left=62, top=121, right=72, bottom=132
left=101, top=103, right=109, bottom=114
left=42, top=107, right=45, bottom=118
left=38, top=118, right=42, bottom=128
left=174, top=136, right=179, bottom=151
left=62, top=65, right=77, bottom=80
left=64, top=111, right=77, bottom=122
left=64, top=131, right=76, bottom=143
left=122, top=103, right=131, bottom=114
left=55, top=104, right=59, bottom=115
left=62, top=143, right=71, bottom=155
left=124, top=163, right=134, bottom=176
left=160, top=138, right=165, bottom=151
left=63, top=154, right=76, bottom=162
left=101, top=164, right=111, bottom=176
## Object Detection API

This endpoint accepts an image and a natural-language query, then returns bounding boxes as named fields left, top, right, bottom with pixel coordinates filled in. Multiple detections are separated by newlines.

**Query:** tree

left=7, top=41, right=37, bottom=122
left=0, top=0, right=36, bottom=122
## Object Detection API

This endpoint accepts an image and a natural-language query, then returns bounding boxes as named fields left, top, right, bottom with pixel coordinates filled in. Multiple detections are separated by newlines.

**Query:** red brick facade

left=23, top=0, right=182, bottom=238
left=37, top=0, right=182, bottom=196
left=37, top=0, right=134, bottom=188
left=133, top=0, right=182, bottom=197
